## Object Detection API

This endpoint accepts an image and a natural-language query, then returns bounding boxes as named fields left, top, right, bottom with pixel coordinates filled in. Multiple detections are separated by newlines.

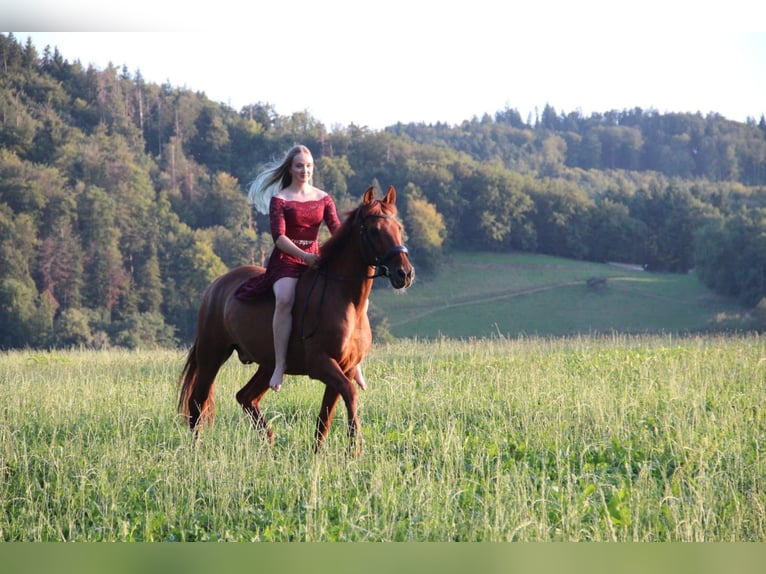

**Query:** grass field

left=371, top=252, right=748, bottom=339
left=2, top=334, right=764, bottom=542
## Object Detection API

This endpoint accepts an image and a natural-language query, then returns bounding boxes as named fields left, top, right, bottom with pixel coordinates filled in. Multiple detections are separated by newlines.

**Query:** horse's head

left=356, top=186, right=414, bottom=289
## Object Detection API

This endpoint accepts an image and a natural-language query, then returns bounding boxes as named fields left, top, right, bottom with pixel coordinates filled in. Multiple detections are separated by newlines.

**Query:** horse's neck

left=324, top=242, right=373, bottom=306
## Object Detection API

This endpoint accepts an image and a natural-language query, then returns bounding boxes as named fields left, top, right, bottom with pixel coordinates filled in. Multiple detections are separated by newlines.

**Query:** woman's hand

left=303, top=252, right=320, bottom=269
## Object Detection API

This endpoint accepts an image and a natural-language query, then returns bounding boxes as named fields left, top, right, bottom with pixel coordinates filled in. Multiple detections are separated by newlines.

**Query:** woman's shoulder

left=309, top=186, right=329, bottom=201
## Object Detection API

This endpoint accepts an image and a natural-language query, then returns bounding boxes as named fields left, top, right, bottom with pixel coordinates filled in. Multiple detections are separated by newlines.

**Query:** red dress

left=235, top=194, right=341, bottom=300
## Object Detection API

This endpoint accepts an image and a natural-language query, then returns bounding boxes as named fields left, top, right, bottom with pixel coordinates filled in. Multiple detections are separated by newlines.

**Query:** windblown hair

left=247, top=145, right=313, bottom=214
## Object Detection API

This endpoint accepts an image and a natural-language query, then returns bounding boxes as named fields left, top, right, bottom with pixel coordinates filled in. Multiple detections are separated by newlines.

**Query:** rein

left=300, top=211, right=408, bottom=340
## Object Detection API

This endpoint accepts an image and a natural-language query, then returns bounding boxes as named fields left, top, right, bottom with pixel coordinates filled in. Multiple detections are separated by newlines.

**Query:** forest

left=2, top=32, right=766, bottom=349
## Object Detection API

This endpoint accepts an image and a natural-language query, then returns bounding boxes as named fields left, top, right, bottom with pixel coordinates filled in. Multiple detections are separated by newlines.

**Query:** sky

left=5, top=1, right=766, bottom=130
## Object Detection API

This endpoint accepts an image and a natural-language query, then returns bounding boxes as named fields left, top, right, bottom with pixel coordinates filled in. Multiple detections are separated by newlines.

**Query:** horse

left=177, top=185, right=414, bottom=454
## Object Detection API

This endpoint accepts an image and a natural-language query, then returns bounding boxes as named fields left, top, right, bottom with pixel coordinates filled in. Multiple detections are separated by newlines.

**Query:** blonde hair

left=247, top=145, right=313, bottom=214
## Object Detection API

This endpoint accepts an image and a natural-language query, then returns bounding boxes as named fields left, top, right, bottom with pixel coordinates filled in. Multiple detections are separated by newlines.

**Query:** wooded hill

left=2, top=32, right=765, bottom=348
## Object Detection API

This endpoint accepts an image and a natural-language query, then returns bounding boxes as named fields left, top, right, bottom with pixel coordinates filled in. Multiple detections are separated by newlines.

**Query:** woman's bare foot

left=354, top=365, right=367, bottom=391
left=269, top=370, right=284, bottom=392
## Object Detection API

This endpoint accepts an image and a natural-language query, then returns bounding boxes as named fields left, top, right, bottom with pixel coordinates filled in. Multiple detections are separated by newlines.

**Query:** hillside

left=371, top=252, right=748, bottom=339
left=1, top=32, right=765, bottom=349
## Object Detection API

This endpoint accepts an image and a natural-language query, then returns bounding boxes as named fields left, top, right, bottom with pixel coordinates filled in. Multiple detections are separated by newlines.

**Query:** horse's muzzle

left=391, top=264, right=414, bottom=289
left=384, top=259, right=414, bottom=289
left=374, top=244, right=414, bottom=289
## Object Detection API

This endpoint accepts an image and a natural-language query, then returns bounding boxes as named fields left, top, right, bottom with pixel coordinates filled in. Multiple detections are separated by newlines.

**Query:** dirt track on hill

left=389, top=281, right=581, bottom=327
left=389, top=273, right=701, bottom=328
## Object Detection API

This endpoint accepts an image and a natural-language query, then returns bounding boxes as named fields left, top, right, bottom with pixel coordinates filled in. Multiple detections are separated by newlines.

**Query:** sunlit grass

left=1, top=334, right=764, bottom=541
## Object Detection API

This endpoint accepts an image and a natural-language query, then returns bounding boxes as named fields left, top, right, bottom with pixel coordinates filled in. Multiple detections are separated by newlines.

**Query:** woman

left=237, top=145, right=366, bottom=392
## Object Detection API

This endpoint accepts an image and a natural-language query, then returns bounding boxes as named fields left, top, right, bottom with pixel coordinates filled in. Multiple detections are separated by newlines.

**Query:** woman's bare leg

left=270, top=277, right=298, bottom=392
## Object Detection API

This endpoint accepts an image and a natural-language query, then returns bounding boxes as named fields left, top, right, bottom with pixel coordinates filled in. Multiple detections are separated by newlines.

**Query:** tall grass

left=1, top=334, right=764, bottom=541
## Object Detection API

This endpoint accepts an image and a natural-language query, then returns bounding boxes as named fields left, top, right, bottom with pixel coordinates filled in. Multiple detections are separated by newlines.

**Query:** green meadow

left=372, top=252, right=747, bottom=338
left=2, top=333, right=764, bottom=541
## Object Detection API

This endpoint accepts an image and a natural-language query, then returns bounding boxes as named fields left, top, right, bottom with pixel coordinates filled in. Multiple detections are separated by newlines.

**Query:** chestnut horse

left=177, top=186, right=414, bottom=454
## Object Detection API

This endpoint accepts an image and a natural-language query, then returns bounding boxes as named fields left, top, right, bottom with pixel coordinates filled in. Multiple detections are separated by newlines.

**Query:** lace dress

left=235, top=194, right=341, bottom=300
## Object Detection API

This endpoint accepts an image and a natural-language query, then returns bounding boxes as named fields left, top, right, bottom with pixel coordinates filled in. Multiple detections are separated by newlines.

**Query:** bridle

left=315, top=210, right=408, bottom=282
left=300, top=209, right=408, bottom=339
left=358, top=213, right=409, bottom=279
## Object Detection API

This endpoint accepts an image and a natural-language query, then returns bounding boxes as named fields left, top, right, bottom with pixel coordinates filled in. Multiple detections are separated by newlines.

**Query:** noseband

left=359, top=213, right=409, bottom=279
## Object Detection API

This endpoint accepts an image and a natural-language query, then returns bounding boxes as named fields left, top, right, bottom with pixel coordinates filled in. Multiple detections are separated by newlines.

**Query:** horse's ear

left=383, top=185, right=396, bottom=204
left=362, top=186, right=375, bottom=205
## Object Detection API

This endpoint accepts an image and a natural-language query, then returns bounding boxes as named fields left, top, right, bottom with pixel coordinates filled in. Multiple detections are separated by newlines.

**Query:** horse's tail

left=177, top=338, right=216, bottom=429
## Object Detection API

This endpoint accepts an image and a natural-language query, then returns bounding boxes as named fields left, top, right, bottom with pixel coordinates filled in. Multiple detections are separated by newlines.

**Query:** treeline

left=1, top=33, right=765, bottom=349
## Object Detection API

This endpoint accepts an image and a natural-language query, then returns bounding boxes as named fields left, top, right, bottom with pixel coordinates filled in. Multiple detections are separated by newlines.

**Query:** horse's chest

left=326, top=307, right=370, bottom=353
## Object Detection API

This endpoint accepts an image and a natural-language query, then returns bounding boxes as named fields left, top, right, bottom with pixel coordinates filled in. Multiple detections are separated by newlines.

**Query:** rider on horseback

left=236, top=145, right=367, bottom=392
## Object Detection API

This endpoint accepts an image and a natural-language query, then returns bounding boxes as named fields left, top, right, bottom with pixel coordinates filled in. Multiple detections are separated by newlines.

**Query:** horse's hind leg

left=185, top=336, right=233, bottom=432
left=236, top=366, right=274, bottom=444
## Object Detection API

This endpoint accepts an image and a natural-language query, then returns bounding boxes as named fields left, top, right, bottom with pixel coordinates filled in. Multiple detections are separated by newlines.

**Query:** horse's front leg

left=312, top=362, right=360, bottom=455
left=345, top=397, right=361, bottom=457
left=341, top=373, right=361, bottom=456
left=236, top=365, right=274, bottom=445
left=315, top=386, right=340, bottom=451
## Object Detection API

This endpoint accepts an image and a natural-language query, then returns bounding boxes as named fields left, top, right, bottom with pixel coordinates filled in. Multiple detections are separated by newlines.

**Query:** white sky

left=5, top=1, right=766, bottom=130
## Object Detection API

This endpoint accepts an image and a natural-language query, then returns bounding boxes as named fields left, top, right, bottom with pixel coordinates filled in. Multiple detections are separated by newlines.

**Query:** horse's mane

left=319, top=199, right=398, bottom=264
